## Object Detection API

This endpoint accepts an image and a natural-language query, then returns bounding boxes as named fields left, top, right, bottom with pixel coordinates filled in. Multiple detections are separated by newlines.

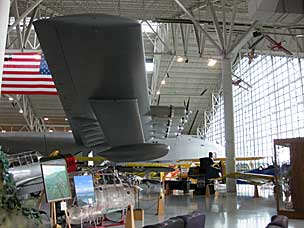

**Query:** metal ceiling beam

left=208, top=0, right=225, bottom=50
left=180, top=23, right=190, bottom=57
left=222, top=0, right=227, bottom=48
left=199, top=24, right=207, bottom=58
left=23, top=6, right=39, bottom=48
left=5, top=49, right=172, bottom=56
left=145, top=21, right=171, bottom=53
left=198, top=91, right=222, bottom=139
left=193, top=23, right=201, bottom=54
left=11, top=95, right=47, bottom=132
left=6, top=37, right=18, bottom=49
left=0, top=0, right=10, bottom=95
left=158, top=94, right=211, bottom=98
left=174, top=0, right=222, bottom=53
left=30, top=0, right=60, bottom=17
left=154, top=55, right=176, bottom=99
left=192, top=22, right=207, bottom=57
left=0, top=123, right=69, bottom=128
left=227, top=20, right=258, bottom=56
left=227, top=0, right=237, bottom=50
left=143, top=30, right=155, bottom=47
left=171, top=23, right=177, bottom=55
left=154, top=18, right=252, bottom=27
left=150, top=51, right=162, bottom=100
left=8, top=0, right=44, bottom=33
left=12, top=0, right=23, bottom=50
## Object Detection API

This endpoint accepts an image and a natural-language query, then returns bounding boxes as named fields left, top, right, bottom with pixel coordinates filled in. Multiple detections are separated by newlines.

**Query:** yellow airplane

left=76, top=152, right=270, bottom=186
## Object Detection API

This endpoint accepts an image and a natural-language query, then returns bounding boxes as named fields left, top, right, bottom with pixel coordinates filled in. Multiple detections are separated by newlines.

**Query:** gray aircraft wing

left=33, top=14, right=170, bottom=161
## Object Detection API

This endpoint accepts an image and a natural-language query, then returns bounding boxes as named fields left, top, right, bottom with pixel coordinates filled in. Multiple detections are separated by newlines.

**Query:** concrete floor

left=131, top=185, right=304, bottom=228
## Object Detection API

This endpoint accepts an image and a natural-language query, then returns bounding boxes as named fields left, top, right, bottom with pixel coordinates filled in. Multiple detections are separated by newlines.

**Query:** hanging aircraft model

left=247, top=32, right=293, bottom=64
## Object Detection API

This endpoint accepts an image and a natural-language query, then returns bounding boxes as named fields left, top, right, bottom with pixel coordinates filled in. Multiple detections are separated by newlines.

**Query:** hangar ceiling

left=1, top=0, right=304, bottom=136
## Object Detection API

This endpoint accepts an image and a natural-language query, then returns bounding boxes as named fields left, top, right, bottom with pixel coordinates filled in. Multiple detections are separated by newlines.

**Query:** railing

left=7, top=151, right=42, bottom=167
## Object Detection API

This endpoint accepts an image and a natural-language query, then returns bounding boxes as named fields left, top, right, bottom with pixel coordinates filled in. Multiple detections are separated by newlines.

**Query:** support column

left=222, top=57, right=236, bottom=192
left=0, top=0, right=10, bottom=94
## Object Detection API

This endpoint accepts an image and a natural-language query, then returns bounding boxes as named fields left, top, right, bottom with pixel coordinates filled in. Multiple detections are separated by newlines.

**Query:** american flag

left=1, top=52, right=57, bottom=95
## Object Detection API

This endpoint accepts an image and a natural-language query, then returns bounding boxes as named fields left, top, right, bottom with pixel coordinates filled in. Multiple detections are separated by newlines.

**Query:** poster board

left=74, top=175, right=95, bottom=206
left=41, top=162, right=71, bottom=203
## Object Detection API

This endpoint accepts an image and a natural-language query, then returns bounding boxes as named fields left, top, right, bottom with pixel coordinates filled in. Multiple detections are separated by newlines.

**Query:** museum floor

left=120, top=185, right=304, bottom=228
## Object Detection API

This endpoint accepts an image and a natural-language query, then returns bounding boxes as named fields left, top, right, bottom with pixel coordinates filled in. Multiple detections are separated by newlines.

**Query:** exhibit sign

left=74, top=175, right=95, bottom=206
left=41, top=162, right=71, bottom=203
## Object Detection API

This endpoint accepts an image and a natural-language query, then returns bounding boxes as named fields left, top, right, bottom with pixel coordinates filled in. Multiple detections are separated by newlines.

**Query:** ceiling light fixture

left=176, top=56, right=184, bottom=63
left=44, top=117, right=49, bottom=121
left=8, top=97, right=14, bottom=101
left=208, top=58, right=217, bottom=67
left=65, top=118, right=68, bottom=121
left=48, top=129, right=53, bottom=132
left=68, top=130, right=72, bottom=133
left=161, top=79, right=166, bottom=85
left=296, top=34, right=304, bottom=38
left=19, top=109, right=23, bottom=114
left=1, top=130, right=6, bottom=133
left=156, top=90, right=160, bottom=95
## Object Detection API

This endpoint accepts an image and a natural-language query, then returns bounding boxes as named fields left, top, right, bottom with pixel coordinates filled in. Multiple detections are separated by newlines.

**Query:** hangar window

left=141, top=21, right=158, bottom=33
left=206, top=55, right=304, bottom=163
left=145, top=62, right=154, bottom=73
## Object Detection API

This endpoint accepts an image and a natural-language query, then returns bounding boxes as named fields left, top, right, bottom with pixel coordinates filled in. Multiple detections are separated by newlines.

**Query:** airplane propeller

left=188, top=110, right=199, bottom=134
left=184, top=96, right=190, bottom=112
left=200, top=89, right=207, bottom=96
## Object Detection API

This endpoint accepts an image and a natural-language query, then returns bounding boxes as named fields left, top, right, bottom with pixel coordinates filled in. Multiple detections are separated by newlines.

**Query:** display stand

left=50, top=202, right=59, bottom=228
left=274, top=138, right=304, bottom=219
left=64, top=204, right=72, bottom=228
left=133, top=208, right=144, bottom=226
left=37, top=191, right=45, bottom=210
left=133, top=186, right=144, bottom=226
left=50, top=201, right=71, bottom=228
left=156, top=192, right=165, bottom=216
left=160, top=172, right=166, bottom=194
left=125, top=205, right=135, bottom=228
